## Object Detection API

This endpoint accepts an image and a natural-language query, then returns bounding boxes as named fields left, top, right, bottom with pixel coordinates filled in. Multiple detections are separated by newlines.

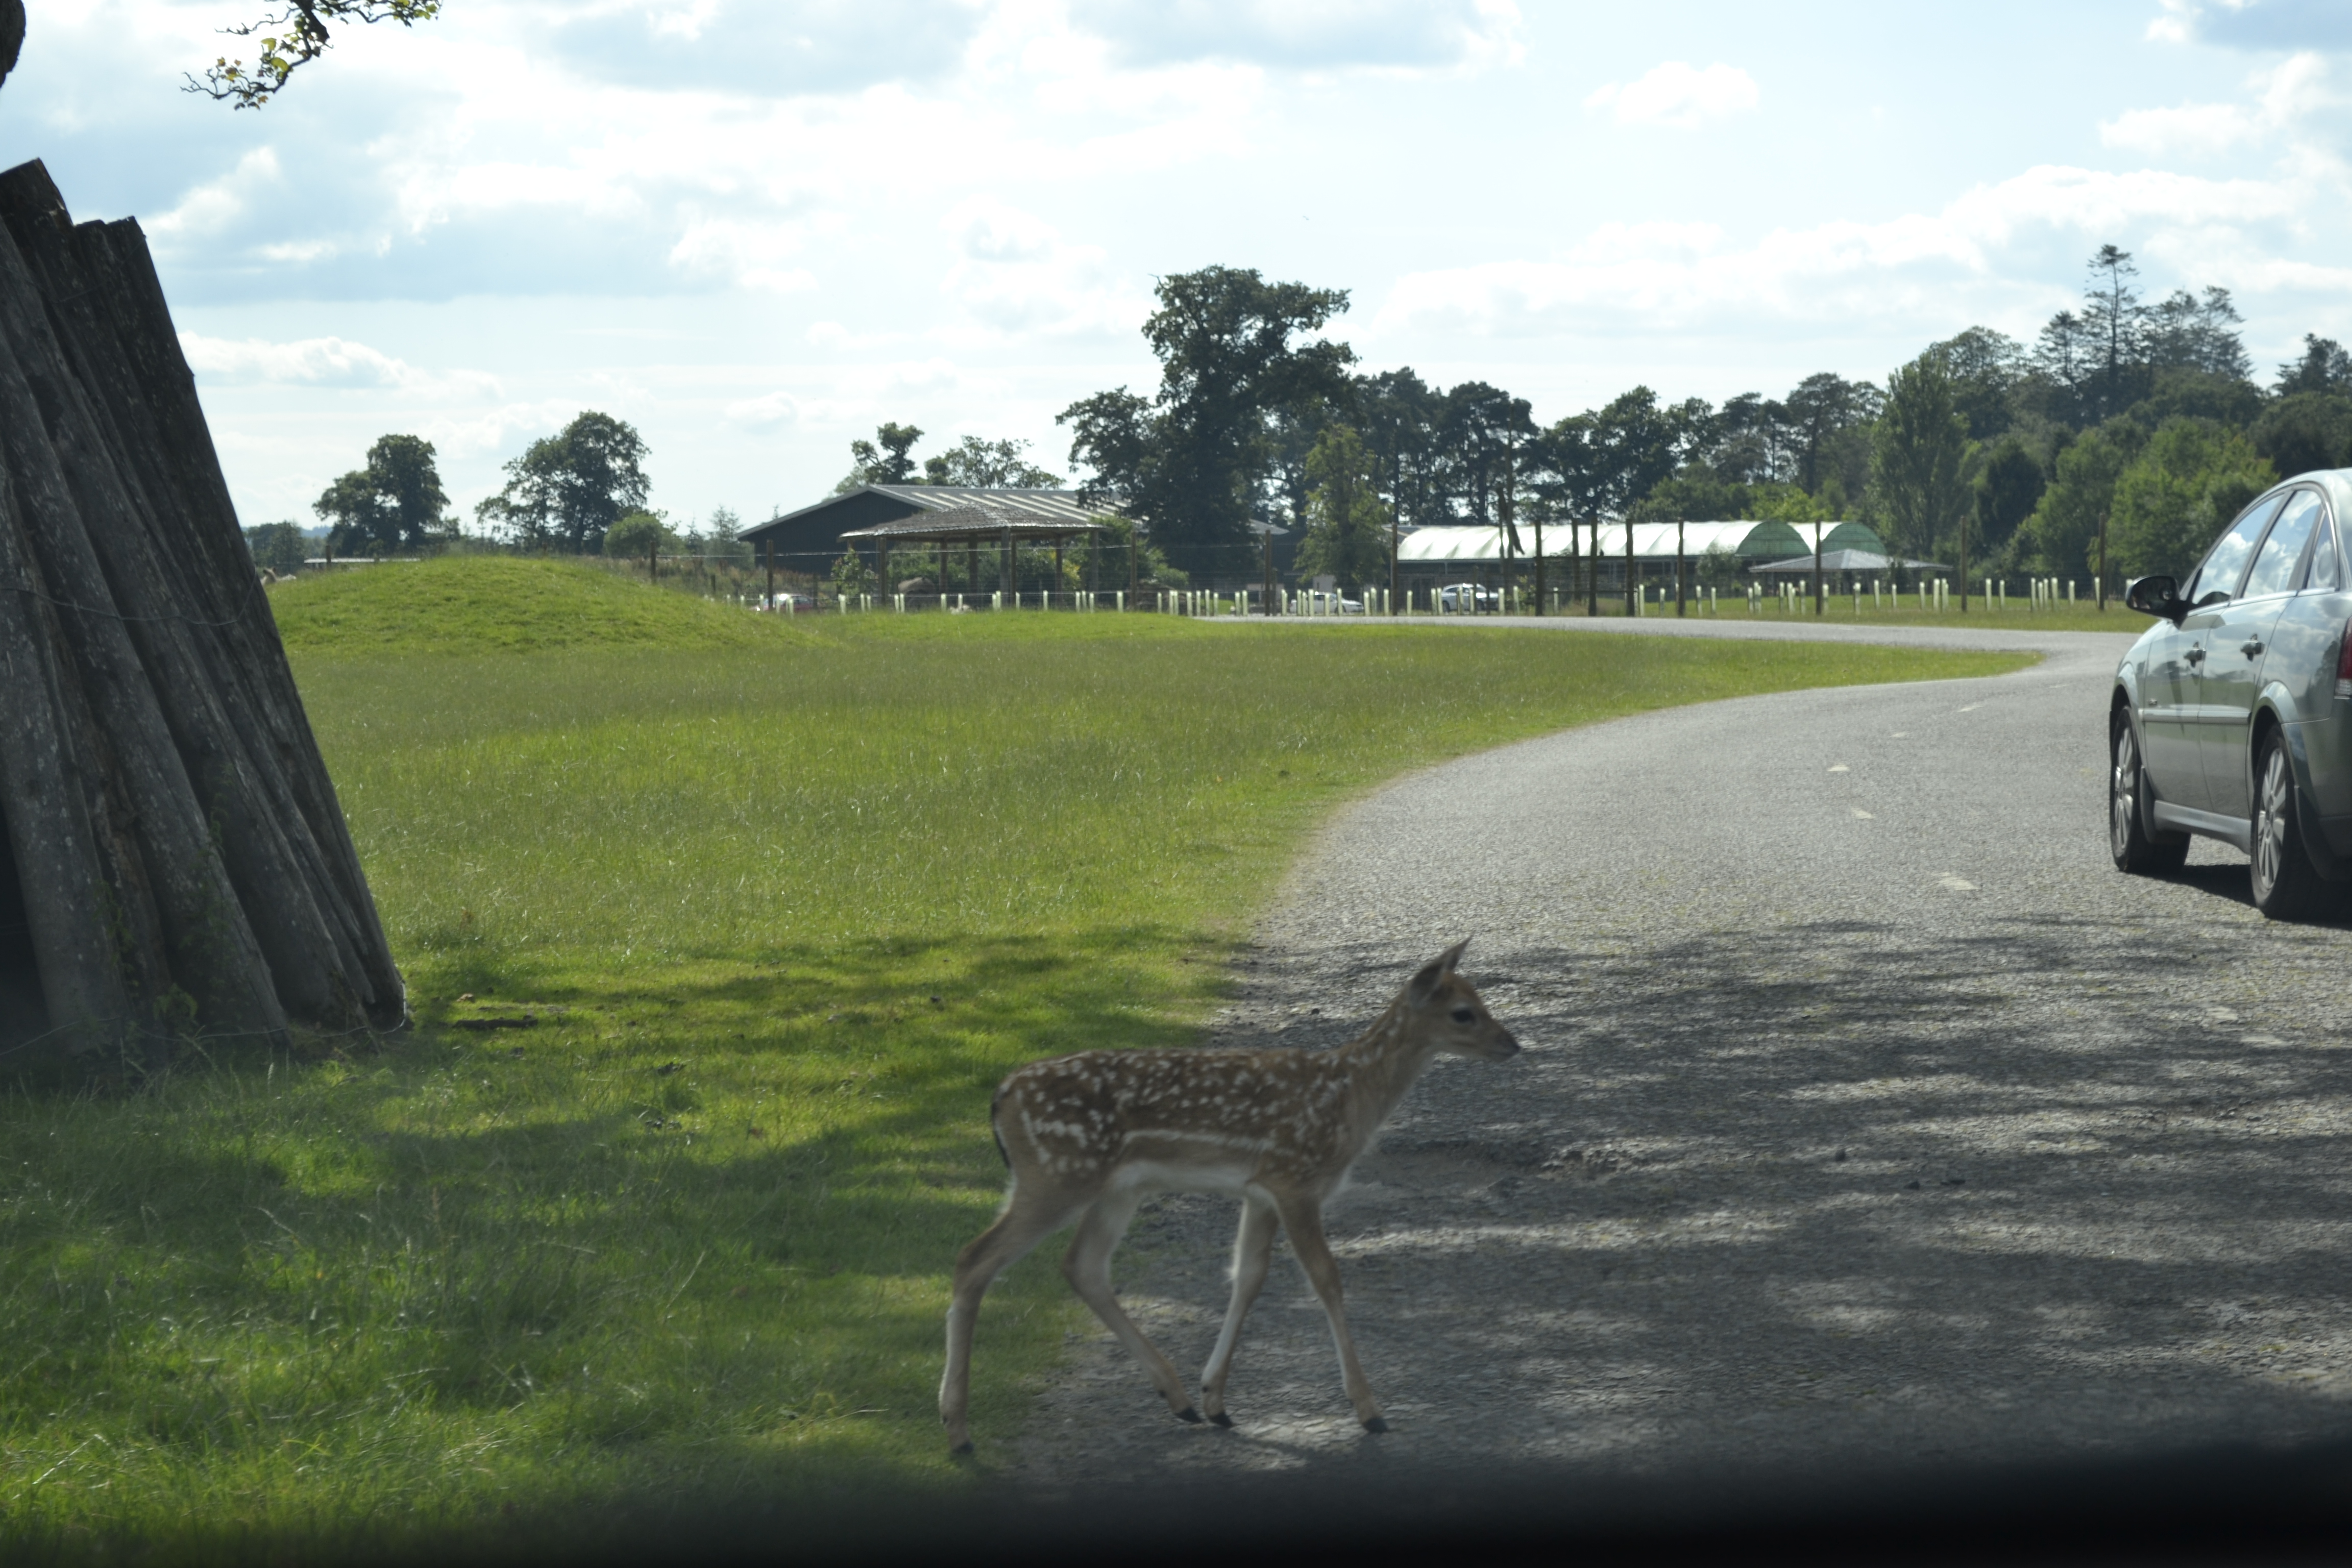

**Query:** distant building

left=740, top=485, right=1113, bottom=577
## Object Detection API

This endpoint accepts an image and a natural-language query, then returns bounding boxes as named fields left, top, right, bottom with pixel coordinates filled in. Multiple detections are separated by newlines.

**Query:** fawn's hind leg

left=941, top=1185, right=1084, bottom=1453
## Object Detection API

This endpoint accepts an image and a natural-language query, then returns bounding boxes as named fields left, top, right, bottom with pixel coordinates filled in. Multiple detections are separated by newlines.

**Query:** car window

left=2187, top=493, right=2287, bottom=603
left=2303, top=506, right=2341, bottom=593
left=2242, top=490, right=2323, bottom=600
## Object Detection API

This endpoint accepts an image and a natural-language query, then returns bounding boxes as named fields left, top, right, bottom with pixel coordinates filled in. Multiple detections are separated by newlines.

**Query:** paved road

left=1007, top=619, right=2352, bottom=1485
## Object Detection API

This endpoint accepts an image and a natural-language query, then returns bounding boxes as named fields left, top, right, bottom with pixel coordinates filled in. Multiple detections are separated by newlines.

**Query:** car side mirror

left=2125, top=574, right=2186, bottom=624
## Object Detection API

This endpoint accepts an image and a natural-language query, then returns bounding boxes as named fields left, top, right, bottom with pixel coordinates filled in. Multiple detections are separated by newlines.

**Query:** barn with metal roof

left=739, top=485, right=1114, bottom=577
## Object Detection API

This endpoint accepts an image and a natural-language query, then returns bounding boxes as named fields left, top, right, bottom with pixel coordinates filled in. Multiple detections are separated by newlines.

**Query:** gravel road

left=1004, top=618, right=2352, bottom=1486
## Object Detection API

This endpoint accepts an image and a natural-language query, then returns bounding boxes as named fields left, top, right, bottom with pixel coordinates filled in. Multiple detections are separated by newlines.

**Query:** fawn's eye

left=1450, top=1007, right=1476, bottom=1023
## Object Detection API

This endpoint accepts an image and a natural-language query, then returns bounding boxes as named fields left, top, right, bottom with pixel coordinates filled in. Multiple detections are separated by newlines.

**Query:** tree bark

left=0, top=159, right=405, bottom=1061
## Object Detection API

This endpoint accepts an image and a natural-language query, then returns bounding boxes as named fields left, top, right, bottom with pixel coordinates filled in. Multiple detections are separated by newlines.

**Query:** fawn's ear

left=1407, top=938, right=1472, bottom=1005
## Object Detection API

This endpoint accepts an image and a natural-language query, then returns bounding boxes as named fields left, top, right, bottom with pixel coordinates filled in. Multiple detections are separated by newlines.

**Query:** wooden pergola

left=838, top=505, right=1107, bottom=600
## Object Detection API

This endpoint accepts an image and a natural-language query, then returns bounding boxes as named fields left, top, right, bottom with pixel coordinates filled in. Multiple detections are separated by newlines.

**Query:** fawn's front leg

left=1275, top=1196, right=1386, bottom=1432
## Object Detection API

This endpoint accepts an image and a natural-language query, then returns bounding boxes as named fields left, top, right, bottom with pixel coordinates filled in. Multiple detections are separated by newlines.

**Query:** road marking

left=1852, top=808, right=1874, bottom=819
left=1890, top=732, right=1909, bottom=739
left=1828, top=764, right=1850, bottom=773
left=1938, top=874, right=1977, bottom=891
left=1958, top=702, right=1983, bottom=713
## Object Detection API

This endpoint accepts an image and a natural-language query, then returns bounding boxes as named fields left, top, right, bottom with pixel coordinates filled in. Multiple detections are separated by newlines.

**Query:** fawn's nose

left=1488, top=1025, right=1521, bottom=1059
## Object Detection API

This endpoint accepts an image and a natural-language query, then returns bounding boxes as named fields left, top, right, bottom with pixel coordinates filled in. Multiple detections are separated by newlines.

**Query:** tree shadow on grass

left=0, top=925, right=1256, bottom=1533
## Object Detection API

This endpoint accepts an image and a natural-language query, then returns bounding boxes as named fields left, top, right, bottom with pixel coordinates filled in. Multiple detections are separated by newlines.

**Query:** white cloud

left=2101, top=51, right=2334, bottom=153
left=1585, top=61, right=1759, bottom=129
left=1370, top=162, right=2306, bottom=337
left=667, top=218, right=819, bottom=294
left=1067, top=0, right=1522, bottom=73
left=180, top=332, right=424, bottom=388
left=725, top=390, right=802, bottom=431
left=937, top=197, right=1145, bottom=337
left=146, top=148, right=283, bottom=242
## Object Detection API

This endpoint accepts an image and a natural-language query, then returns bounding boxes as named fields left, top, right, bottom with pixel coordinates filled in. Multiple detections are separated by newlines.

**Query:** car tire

left=2111, top=708, right=2188, bottom=876
left=2250, top=728, right=2329, bottom=920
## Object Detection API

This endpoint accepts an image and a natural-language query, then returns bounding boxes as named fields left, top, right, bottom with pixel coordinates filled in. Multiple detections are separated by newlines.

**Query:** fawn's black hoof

left=1209, top=1411, right=1234, bottom=1429
left=950, top=1440, right=975, bottom=1457
left=1175, top=1406, right=1204, bottom=1424
left=1362, top=1416, right=1390, bottom=1435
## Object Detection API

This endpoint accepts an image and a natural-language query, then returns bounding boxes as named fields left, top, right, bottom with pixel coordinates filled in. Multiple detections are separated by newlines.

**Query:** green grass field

left=0, top=559, right=2035, bottom=1556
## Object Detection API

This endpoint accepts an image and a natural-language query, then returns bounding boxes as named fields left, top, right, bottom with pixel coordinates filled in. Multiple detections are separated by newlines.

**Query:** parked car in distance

left=760, top=593, right=817, bottom=612
left=2111, top=471, right=2352, bottom=917
left=1439, top=582, right=1497, bottom=612
left=1300, top=590, right=1364, bottom=615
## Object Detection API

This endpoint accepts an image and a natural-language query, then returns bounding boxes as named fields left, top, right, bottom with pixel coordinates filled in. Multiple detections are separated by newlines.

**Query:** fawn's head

left=1404, top=939, right=1519, bottom=1061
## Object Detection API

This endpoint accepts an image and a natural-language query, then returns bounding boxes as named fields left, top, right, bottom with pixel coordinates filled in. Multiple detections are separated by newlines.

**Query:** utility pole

left=1533, top=506, right=1546, bottom=617
left=1958, top=505, right=1969, bottom=614
left=2097, top=507, right=2110, bottom=611
left=1812, top=523, right=1823, bottom=616
left=1624, top=516, right=1636, bottom=617
left=1676, top=518, right=1687, bottom=617
left=1498, top=448, right=1521, bottom=615
left=1388, top=484, right=1400, bottom=615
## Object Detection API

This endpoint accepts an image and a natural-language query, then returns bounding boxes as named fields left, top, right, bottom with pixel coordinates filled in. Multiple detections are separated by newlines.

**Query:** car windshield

left=2187, top=492, right=2286, bottom=602
left=2241, top=490, right=2322, bottom=600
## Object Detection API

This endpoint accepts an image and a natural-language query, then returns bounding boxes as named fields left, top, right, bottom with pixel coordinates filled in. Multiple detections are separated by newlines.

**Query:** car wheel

left=2111, top=709, right=2188, bottom=875
left=2250, top=729, right=2328, bottom=920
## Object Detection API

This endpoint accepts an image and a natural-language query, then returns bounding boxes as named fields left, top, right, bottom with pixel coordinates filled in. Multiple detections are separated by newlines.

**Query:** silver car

left=2111, top=473, right=2352, bottom=917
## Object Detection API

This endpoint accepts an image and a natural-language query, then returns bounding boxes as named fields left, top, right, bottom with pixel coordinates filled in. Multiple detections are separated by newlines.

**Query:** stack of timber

left=0, top=158, right=404, bottom=1064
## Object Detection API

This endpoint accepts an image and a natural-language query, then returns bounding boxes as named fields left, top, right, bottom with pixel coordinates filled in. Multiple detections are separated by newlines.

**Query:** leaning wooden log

left=59, top=203, right=403, bottom=1021
left=0, top=157, right=405, bottom=1062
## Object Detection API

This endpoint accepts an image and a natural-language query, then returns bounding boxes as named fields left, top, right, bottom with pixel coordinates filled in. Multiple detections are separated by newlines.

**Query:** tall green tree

left=1588, top=386, right=1708, bottom=515
left=2014, top=420, right=2146, bottom=579
left=312, top=432, right=448, bottom=555
left=2275, top=333, right=2352, bottom=396
left=1061, top=266, right=1354, bottom=575
left=2082, top=243, right=2149, bottom=423
left=1294, top=425, right=1390, bottom=586
left=922, top=436, right=1058, bottom=487
left=1931, top=327, right=2026, bottom=441
left=1776, top=372, right=1878, bottom=493
left=1353, top=368, right=1440, bottom=530
left=1970, top=437, right=2046, bottom=566
left=2251, top=392, right=2352, bottom=479
left=1433, top=382, right=1536, bottom=524
left=603, top=510, right=676, bottom=566
left=2108, top=420, right=2276, bottom=579
left=836, top=423, right=924, bottom=491
left=242, top=520, right=307, bottom=574
left=1874, top=349, right=1972, bottom=565
left=2146, top=286, right=2251, bottom=380
left=475, top=411, right=651, bottom=553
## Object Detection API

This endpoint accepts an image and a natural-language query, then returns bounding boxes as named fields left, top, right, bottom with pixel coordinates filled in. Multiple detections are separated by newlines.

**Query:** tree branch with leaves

left=187, top=0, right=440, bottom=109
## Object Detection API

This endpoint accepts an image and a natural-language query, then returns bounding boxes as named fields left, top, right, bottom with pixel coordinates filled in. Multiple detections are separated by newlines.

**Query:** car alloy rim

left=2257, top=746, right=2290, bottom=897
left=2112, top=724, right=2137, bottom=855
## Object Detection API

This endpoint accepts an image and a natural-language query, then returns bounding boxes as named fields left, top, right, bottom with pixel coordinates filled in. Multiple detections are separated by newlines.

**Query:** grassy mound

left=266, top=554, right=796, bottom=655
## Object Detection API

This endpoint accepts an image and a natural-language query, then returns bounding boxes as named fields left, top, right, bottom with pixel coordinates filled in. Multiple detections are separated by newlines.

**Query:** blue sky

left=3, top=0, right=2349, bottom=531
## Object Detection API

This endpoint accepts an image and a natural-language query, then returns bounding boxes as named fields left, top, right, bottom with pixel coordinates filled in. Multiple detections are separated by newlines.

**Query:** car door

left=2146, top=494, right=2283, bottom=805
left=2198, top=488, right=2323, bottom=819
